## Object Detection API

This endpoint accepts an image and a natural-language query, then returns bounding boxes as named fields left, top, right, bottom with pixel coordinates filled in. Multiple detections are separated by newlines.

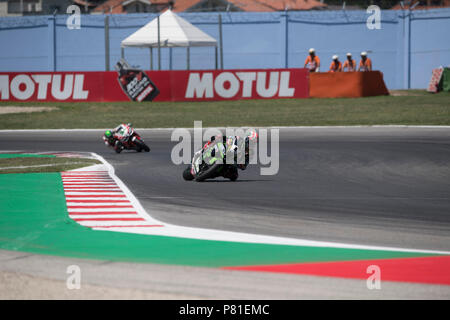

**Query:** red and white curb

left=62, top=171, right=164, bottom=229
left=60, top=152, right=450, bottom=256
left=62, top=154, right=165, bottom=231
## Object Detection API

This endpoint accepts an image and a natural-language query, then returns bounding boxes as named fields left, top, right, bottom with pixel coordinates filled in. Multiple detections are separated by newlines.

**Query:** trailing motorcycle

left=103, top=124, right=150, bottom=153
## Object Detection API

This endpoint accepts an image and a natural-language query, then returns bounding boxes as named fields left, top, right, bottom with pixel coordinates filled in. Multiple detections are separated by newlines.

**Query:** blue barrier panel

left=0, top=9, right=449, bottom=89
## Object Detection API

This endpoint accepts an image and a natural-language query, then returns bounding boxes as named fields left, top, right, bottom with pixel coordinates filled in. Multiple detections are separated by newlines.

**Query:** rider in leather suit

left=202, top=130, right=258, bottom=179
left=103, top=123, right=133, bottom=147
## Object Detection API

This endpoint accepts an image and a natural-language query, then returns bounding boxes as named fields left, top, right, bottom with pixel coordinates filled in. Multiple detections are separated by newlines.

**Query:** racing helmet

left=246, top=129, right=258, bottom=142
left=105, top=130, right=112, bottom=138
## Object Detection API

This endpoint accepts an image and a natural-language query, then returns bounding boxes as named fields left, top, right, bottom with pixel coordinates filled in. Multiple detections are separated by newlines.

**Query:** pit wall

left=0, top=9, right=449, bottom=90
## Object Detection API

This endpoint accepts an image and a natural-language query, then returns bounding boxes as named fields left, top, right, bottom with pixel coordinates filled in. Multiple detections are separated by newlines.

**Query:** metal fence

left=0, top=9, right=449, bottom=89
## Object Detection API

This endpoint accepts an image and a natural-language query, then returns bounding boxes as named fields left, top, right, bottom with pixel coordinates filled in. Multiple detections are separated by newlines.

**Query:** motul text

left=185, top=71, right=296, bottom=99
left=0, top=74, right=89, bottom=101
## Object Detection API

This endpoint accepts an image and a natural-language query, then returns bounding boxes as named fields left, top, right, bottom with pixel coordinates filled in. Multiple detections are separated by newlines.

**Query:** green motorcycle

left=183, top=140, right=239, bottom=182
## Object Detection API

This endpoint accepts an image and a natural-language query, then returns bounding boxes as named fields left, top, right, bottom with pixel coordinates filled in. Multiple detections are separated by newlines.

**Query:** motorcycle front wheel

left=114, top=141, right=123, bottom=153
left=183, top=166, right=194, bottom=181
left=195, top=163, right=222, bottom=182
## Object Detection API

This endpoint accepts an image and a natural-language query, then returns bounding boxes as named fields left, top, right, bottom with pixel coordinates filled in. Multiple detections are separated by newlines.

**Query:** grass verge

left=0, top=156, right=101, bottom=174
left=0, top=90, right=449, bottom=128
left=0, top=173, right=437, bottom=266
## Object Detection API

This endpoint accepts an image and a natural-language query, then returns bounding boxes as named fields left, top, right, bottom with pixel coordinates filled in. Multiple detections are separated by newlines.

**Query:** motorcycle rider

left=103, top=130, right=114, bottom=146
left=200, top=129, right=258, bottom=179
left=102, top=123, right=133, bottom=150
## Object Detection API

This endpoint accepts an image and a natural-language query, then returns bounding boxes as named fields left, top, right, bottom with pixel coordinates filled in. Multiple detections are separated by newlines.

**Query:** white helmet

left=332, top=55, right=339, bottom=60
left=346, top=52, right=352, bottom=57
left=309, top=48, right=315, bottom=53
left=361, top=51, right=368, bottom=56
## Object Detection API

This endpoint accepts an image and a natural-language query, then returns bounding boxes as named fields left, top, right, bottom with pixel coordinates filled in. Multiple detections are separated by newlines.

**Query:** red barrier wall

left=0, top=68, right=309, bottom=102
left=309, top=71, right=389, bottom=98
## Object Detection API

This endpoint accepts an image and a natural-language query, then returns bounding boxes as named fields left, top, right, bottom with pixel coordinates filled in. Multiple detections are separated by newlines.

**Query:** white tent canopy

left=121, top=9, right=217, bottom=48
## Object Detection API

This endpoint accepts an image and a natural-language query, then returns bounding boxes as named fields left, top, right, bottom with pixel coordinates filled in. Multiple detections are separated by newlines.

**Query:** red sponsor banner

left=0, top=68, right=309, bottom=102
left=0, top=72, right=126, bottom=102
left=168, top=68, right=309, bottom=101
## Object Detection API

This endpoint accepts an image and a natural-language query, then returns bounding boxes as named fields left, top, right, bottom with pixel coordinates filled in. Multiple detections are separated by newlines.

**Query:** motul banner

left=0, top=72, right=125, bottom=102
left=172, top=68, right=309, bottom=101
left=0, top=68, right=309, bottom=102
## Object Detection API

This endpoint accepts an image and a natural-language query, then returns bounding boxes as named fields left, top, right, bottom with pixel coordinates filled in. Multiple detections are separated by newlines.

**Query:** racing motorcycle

left=183, top=139, right=239, bottom=182
left=103, top=124, right=150, bottom=153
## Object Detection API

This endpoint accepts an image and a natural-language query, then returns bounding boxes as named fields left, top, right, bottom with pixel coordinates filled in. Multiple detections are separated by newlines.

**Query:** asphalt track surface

left=1, top=127, right=450, bottom=299
left=2, top=127, right=449, bottom=252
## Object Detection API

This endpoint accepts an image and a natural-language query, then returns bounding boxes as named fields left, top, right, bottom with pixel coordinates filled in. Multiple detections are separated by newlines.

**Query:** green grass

left=0, top=172, right=438, bottom=266
left=1, top=90, right=449, bottom=128
left=0, top=156, right=101, bottom=174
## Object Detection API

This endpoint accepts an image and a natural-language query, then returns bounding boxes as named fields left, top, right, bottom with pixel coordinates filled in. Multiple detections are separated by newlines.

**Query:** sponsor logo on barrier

left=115, top=59, right=159, bottom=102
left=185, top=71, right=295, bottom=99
left=0, top=74, right=89, bottom=100
left=0, top=68, right=307, bottom=102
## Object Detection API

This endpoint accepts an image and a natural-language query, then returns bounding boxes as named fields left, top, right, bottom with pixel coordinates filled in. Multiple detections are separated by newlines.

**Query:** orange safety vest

left=305, top=55, right=320, bottom=72
left=343, top=59, right=356, bottom=71
left=359, top=58, right=372, bottom=71
left=329, top=60, right=342, bottom=72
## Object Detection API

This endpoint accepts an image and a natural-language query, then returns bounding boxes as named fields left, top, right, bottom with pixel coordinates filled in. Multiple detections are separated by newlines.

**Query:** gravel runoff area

left=1, top=250, right=449, bottom=300
left=0, top=271, right=205, bottom=300
left=0, top=106, right=58, bottom=115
